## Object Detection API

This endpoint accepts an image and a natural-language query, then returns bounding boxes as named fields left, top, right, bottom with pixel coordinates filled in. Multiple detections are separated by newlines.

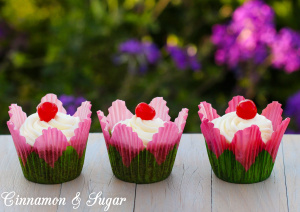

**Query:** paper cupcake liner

left=7, top=94, right=92, bottom=184
left=107, top=144, right=178, bottom=184
left=198, top=96, right=290, bottom=184
left=106, top=121, right=182, bottom=184
left=19, top=145, right=87, bottom=184
left=205, top=143, right=274, bottom=184
left=97, top=98, right=188, bottom=184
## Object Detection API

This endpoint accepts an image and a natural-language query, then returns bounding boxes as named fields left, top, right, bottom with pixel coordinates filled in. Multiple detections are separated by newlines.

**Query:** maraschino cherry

left=135, top=102, right=156, bottom=120
left=236, top=99, right=257, bottom=120
left=38, top=102, right=58, bottom=122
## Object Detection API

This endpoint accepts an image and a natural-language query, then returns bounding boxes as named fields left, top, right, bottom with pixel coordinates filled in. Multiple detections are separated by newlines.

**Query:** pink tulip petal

left=97, top=110, right=111, bottom=146
left=265, top=118, right=290, bottom=161
left=147, top=122, right=179, bottom=164
left=174, top=108, right=189, bottom=133
left=198, top=101, right=220, bottom=122
left=107, top=100, right=133, bottom=129
left=34, top=128, right=69, bottom=168
left=8, top=104, right=27, bottom=129
left=262, top=101, right=283, bottom=131
left=110, top=123, right=144, bottom=167
left=70, top=101, right=92, bottom=157
left=200, top=119, right=229, bottom=158
left=38, top=93, right=67, bottom=114
left=70, top=119, right=91, bottom=158
left=149, top=97, right=171, bottom=122
left=7, top=121, right=33, bottom=166
left=230, top=125, right=265, bottom=171
left=73, top=101, right=92, bottom=121
left=225, top=96, right=245, bottom=114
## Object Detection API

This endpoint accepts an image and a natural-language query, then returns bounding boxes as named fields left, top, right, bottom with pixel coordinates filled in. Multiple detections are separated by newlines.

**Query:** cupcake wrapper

left=7, top=94, right=92, bottom=184
left=198, top=96, right=290, bottom=184
left=206, top=143, right=274, bottom=184
left=106, top=122, right=182, bottom=184
left=107, top=144, right=178, bottom=184
left=20, top=146, right=87, bottom=184
left=97, top=98, right=189, bottom=184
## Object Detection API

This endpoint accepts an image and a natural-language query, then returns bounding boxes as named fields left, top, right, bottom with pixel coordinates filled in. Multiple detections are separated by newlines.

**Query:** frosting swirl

left=211, top=112, right=273, bottom=143
left=112, top=115, right=165, bottom=147
left=20, top=112, right=80, bottom=146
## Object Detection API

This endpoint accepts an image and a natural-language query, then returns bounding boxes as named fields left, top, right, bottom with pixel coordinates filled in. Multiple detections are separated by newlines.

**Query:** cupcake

left=198, top=96, right=290, bottom=184
left=97, top=97, right=188, bottom=183
left=7, top=94, right=92, bottom=184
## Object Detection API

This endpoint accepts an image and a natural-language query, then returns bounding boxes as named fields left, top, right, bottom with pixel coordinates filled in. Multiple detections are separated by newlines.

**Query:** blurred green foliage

left=0, top=0, right=300, bottom=133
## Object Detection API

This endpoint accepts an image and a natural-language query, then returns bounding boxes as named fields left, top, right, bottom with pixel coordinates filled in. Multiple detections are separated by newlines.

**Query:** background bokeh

left=1, top=0, right=300, bottom=134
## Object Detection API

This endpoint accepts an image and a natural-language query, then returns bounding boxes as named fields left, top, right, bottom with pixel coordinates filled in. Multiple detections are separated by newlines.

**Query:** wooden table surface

left=0, top=133, right=298, bottom=212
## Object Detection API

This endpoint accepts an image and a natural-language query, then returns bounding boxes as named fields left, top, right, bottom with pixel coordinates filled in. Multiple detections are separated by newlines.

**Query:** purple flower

left=115, top=39, right=161, bottom=73
left=142, top=42, right=161, bottom=64
left=211, top=0, right=276, bottom=68
left=166, top=45, right=201, bottom=71
left=59, top=95, right=86, bottom=115
left=270, top=28, right=300, bottom=73
left=119, top=39, right=142, bottom=54
left=285, top=91, right=300, bottom=133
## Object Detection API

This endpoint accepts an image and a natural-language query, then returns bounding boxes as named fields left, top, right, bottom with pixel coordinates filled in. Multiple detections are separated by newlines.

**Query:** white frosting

left=211, top=112, right=273, bottom=143
left=20, top=112, right=80, bottom=146
left=112, top=115, right=165, bottom=147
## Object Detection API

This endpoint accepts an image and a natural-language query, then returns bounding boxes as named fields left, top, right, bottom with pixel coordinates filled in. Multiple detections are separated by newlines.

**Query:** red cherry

left=135, top=102, right=156, bottom=120
left=236, top=99, right=257, bottom=120
left=38, top=102, right=58, bottom=122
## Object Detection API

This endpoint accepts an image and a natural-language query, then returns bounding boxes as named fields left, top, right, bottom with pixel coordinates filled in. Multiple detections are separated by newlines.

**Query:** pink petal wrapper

left=71, top=101, right=92, bottom=157
left=225, top=95, right=245, bottom=114
left=265, top=118, right=290, bottom=161
left=262, top=101, right=283, bottom=131
left=74, top=101, right=92, bottom=120
left=110, top=123, right=144, bottom=167
left=175, top=108, right=189, bottom=134
left=38, top=93, right=67, bottom=114
left=200, top=119, right=229, bottom=158
left=198, top=102, right=220, bottom=122
left=107, top=100, right=133, bottom=129
left=230, top=125, right=264, bottom=171
left=147, top=121, right=179, bottom=164
left=34, top=128, right=69, bottom=168
left=97, top=110, right=111, bottom=147
left=8, top=104, right=27, bottom=129
left=174, top=108, right=189, bottom=145
left=7, top=121, right=33, bottom=166
left=7, top=104, right=32, bottom=166
left=149, top=97, right=171, bottom=122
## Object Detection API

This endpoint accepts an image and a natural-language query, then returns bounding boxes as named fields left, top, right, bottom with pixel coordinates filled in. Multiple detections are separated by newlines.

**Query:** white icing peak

left=112, top=115, right=165, bottom=147
left=20, top=112, right=80, bottom=146
left=211, top=112, right=273, bottom=143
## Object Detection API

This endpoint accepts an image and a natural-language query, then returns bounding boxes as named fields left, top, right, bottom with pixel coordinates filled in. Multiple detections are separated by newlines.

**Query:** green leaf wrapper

left=206, top=143, right=275, bottom=184
left=107, top=144, right=178, bottom=184
left=19, top=146, right=86, bottom=184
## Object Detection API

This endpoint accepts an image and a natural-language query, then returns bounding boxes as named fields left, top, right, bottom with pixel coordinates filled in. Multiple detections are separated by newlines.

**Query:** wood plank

left=282, top=134, right=300, bottom=212
left=0, top=135, right=61, bottom=212
left=134, top=134, right=212, bottom=212
left=212, top=142, right=288, bottom=212
left=56, top=133, right=136, bottom=212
